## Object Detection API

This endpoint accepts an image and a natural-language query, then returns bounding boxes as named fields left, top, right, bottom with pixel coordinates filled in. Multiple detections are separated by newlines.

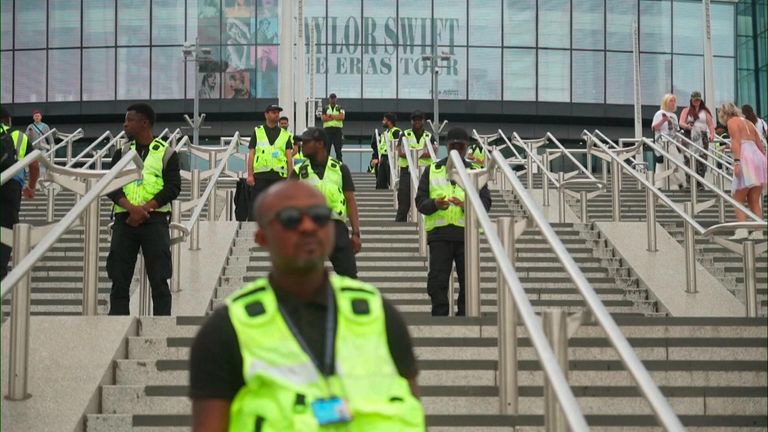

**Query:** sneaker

left=749, top=231, right=764, bottom=240
left=730, top=229, right=749, bottom=240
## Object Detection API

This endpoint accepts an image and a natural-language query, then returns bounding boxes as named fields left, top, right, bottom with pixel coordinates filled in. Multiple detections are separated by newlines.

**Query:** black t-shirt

left=289, top=158, right=355, bottom=193
left=249, top=125, right=294, bottom=181
left=189, top=283, right=417, bottom=400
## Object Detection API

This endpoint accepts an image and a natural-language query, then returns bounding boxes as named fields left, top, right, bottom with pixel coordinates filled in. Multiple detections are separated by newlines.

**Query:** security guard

left=290, top=127, right=361, bottom=278
left=247, top=104, right=293, bottom=220
left=0, top=107, right=39, bottom=279
left=106, top=103, right=181, bottom=315
left=321, top=93, right=345, bottom=161
left=466, top=138, right=486, bottom=166
left=372, top=112, right=401, bottom=190
left=395, top=111, right=437, bottom=222
left=190, top=181, right=424, bottom=431
left=415, top=127, right=491, bottom=316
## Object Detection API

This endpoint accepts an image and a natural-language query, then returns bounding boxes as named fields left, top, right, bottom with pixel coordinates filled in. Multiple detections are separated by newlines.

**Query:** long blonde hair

left=717, top=102, right=742, bottom=125
left=660, top=94, right=676, bottom=112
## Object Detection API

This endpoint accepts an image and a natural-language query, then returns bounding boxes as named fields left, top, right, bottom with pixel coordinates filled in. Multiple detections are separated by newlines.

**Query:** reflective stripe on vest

left=295, top=158, right=347, bottom=222
left=399, top=129, right=432, bottom=168
left=377, top=127, right=401, bottom=156
left=322, top=105, right=343, bottom=128
left=226, top=275, right=425, bottom=432
left=424, top=163, right=466, bottom=232
left=114, top=138, right=173, bottom=213
left=253, top=126, right=291, bottom=177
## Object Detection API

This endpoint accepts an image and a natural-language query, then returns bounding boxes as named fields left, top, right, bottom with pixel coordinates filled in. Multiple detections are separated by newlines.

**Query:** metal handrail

left=490, top=148, right=686, bottom=431
left=81, top=131, right=127, bottom=170
left=544, top=132, right=598, bottom=181
left=1, top=150, right=143, bottom=299
left=40, top=128, right=85, bottom=164
left=184, top=132, right=241, bottom=233
left=511, top=132, right=560, bottom=186
left=672, top=132, right=734, bottom=174
left=0, top=150, right=44, bottom=186
left=31, top=128, right=58, bottom=149
left=643, top=136, right=760, bottom=221
left=401, top=140, right=428, bottom=255
left=495, top=130, right=526, bottom=161
left=66, top=131, right=114, bottom=168
left=446, top=150, right=590, bottom=431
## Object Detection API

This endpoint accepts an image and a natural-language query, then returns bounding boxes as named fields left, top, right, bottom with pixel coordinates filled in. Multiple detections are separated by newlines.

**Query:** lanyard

left=278, top=284, right=336, bottom=377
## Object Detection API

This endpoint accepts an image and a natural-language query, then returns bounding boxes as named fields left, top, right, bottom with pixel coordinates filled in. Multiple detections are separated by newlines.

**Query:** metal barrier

left=584, top=130, right=766, bottom=309
left=446, top=149, right=589, bottom=430
left=80, top=132, right=127, bottom=170
left=0, top=150, right=143, bottom=400
left=504, top=132, right=604, bottom=223
left=486, top=147, right=686, bottom=430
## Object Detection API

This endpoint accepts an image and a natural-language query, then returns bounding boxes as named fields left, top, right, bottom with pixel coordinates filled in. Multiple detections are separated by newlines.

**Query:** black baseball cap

left=328, top=93, right=337, bottom=99
left=410, top=110, right=425, bottom=120
left=300, top=127, right=328, bottom=145
left=383, top=112, right=397, bottom=123
left=264, top=104, right=283, bottom=113
left=445, top=127, right=470, bottom=145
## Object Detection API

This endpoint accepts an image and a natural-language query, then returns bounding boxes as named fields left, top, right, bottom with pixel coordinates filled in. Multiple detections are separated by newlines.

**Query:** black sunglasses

left=267, top=205, right=332, bottom=230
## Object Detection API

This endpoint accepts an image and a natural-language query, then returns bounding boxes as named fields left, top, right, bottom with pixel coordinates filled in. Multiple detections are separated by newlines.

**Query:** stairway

left=85, top=173, right=767, bottom=430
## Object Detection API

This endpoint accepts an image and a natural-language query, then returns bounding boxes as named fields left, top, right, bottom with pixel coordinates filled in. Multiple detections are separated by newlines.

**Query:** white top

left=756, top=118, right=768, bottom=140
left=652, top=110, right=679, bottom=140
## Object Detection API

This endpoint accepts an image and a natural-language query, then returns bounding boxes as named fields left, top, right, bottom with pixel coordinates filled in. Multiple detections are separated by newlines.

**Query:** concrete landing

left=1, top=316, right=136, bottom=432
left=127, top=220, right=239, bottom=316
left=596, top=221, right=745, bottom=317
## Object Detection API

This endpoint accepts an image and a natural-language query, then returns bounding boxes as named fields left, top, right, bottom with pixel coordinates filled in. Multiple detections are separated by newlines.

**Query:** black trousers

left=249, top=176, right=283, bottom=221
left=0, top=181, right=22, bottom=279
left=427, top=240, right=466, bottom=316
left=325, top=127, right=343, bottom=161
left=375, top=155, right=390, bottom=189
left=396, top=167, right=411, bottom=222
left=107, top=216, right=173, bottom=315
left=330, top=220, right=357, bottom=278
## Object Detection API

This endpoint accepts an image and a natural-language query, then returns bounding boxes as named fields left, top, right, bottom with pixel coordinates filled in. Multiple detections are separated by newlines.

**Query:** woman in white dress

left=651, top=94, right=685, bottom=189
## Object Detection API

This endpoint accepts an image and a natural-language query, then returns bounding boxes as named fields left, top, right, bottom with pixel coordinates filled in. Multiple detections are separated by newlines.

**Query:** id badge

left=272, top=150, right=280, bottom=158
left=311, top=397, right=352, bottom=425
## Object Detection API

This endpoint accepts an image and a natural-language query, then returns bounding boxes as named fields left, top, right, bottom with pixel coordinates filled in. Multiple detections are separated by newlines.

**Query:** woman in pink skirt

left=719, top=102, right=767, bottom=240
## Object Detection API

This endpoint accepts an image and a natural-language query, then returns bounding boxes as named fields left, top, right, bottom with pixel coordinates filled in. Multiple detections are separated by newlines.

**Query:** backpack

left=0, top=127, right=20, bottom=172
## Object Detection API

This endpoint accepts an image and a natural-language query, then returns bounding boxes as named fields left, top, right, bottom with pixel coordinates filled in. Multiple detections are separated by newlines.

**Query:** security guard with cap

left=0, top=106, right=39, bottom=279
left=415, top=127, right=491, bottom=316
left=372, top=112, right=401, bottom=190
left=189, top=181, right=424, bottom=431
left=395, top=110, right=437, bottom=222
left=321, top=93, right=345, bottom=161
left=290, top=127, right=361, bottom=278
left=247, top=104, right=294, bottom=220
left=107, top=103, right=181, bottom=315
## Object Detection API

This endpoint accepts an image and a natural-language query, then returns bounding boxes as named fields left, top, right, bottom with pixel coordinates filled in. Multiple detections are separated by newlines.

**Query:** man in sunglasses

left=290, top=127, right=361, bottom=278
left=189, top=181, right=424, bottom=431
left=415, top=127, right=492, bottom=316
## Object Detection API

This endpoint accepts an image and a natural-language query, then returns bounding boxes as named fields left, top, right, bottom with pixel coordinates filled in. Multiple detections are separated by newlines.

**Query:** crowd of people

left=0, top=91, right=765, bottom=429
left=648, top=91, right=767, bottom=239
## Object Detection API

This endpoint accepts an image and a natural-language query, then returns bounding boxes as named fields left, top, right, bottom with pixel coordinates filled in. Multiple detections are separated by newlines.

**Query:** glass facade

left=737, top=0, right=767, bottom=118
left=0, top=0, right=753, bottom=111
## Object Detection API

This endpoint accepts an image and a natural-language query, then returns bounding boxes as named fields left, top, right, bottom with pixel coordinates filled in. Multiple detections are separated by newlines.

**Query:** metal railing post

left=526, top=142, right=534, bottom=189
left=82, top=178, right=100, bottom=315
left=7, top=223, right=32, bottom=400
left=190, top=169, right=201, bottom=250
left=743, top=241, right=757, bottom=317
left=542, top=153, right=550, bottom=206
left=225, top=189, right=234, bottom=221
left=543, top=309, right=569, bottom=432
left=496, top=217, right=518, bottom=414
left=464, top=171, right=482, bottom=317
left=646, top=170, right=658, bottom=252
left=663, top=140, right=671, bottom=191
left=207, top=153, right=217, bottom=221
left=586, top=143, right=592, bottom=173
left=66, top=140, right=73, bottom=165
left=601, top=158, right=608, bottom=185
left=689, top=151, right=698, bottom=210
left=717, top=174, right=726, bottom=223
left=683, top=202, right=697, bottom=293
left=171, top=200, right=182, bottom=293
left=557, top=172, right=566, bottom=223
left=579, top=191, right=588, bottom=223
left=46, top=183, right=55, bottom=222
left=138, top=254, right=151, bottom=316
left=611, top=158, right=621, bottom=221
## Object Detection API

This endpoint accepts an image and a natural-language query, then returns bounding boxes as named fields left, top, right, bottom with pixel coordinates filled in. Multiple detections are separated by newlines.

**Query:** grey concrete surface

left=596, top=221, right=745, bottom=317
left=1, top=316, right=136, bottom=432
